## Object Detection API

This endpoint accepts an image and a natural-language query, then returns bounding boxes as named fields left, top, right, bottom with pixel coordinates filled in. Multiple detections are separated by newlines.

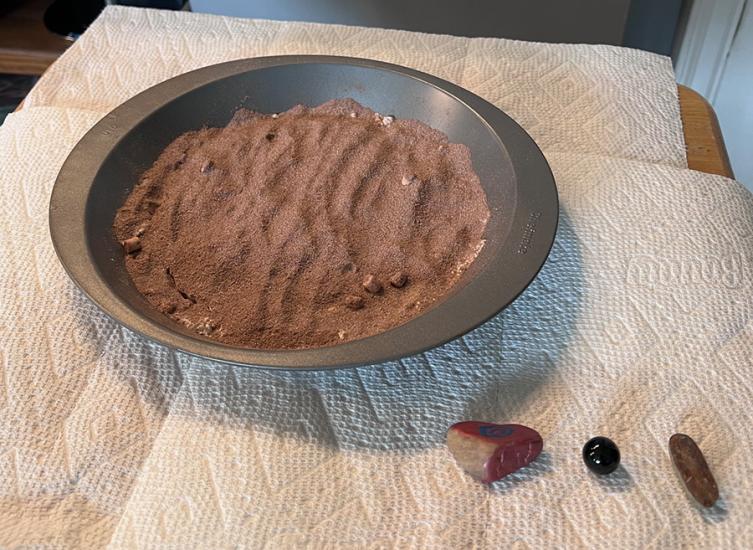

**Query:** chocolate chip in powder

left=389, top=271, right=408, bottom=288
left=143, top=199, right=161, bottom=214
left=121, top=236, right=141, bottom=254
left=345, top=295, right=365, bottom=310
left=172, top=151, right=187, bottom=170
left=363, top=274, right=382, bottom=294
left=340, top=262, right=356, bottom=274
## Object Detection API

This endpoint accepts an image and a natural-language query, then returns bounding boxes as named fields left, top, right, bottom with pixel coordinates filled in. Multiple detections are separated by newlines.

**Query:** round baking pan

left=49, top=55, right=558, bottom=369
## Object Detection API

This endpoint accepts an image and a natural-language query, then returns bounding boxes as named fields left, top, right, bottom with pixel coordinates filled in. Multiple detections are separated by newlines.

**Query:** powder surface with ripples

left=113, top=99, right=489, bottom=349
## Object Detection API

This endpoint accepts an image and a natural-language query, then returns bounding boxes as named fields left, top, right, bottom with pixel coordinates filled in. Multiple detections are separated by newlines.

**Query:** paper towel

left=0, top=106, right=752, bottom=548
left=24, top=6, right=687, bottom=168
left=0, top=108, right=183, bottom=548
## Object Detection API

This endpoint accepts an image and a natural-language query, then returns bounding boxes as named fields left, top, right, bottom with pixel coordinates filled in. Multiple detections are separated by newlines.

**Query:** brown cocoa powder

left=113, top=99, right=489, bottom=349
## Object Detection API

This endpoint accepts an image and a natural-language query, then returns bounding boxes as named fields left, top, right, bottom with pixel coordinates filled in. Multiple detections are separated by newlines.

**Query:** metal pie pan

left=49, top=55, right=558, bottom=370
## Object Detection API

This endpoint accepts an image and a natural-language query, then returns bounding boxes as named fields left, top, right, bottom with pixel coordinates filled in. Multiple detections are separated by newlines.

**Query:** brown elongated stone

left=669, top=433, right=719, bottom=507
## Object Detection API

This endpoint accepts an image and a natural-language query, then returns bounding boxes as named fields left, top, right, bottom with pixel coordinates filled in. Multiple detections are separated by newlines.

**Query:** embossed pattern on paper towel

left=3, top=107, right=748, bottom=547
left=25, top=6, right=686, bottom=168
left=104, top=151, right=753, bottom=549
left=0, top=109, right=184, bottom=549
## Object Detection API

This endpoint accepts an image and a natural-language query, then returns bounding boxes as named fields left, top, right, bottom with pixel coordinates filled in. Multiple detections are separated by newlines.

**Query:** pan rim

left=49, top=55, right=558, bottom=370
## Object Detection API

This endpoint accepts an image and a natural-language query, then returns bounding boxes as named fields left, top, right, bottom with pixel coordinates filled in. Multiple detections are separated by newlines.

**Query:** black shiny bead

left=582, top=436, right=620, bottom=475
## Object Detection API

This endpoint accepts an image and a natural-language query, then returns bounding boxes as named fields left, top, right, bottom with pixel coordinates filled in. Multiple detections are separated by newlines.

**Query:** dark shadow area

left=487, top=450, right=555, bottom=494
left=0, top=74, right=36, bottom=125
left=593, top=464, right=635, bottom=493
left=700, top=493, right=729, bottom=524
left=162, top=209, right=585, bottom=452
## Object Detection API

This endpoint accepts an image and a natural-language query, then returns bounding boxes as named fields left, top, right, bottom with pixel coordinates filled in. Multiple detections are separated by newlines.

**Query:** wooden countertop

left=678, top=84, right=734, bottom=178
